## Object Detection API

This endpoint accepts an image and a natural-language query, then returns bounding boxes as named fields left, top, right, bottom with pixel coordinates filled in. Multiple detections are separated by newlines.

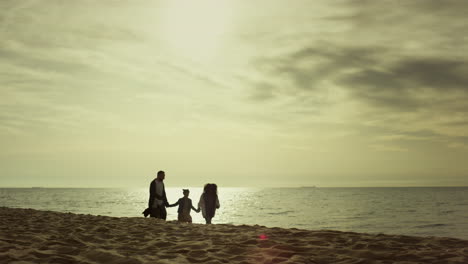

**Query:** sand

left=1, top=207, right=467, bottom=264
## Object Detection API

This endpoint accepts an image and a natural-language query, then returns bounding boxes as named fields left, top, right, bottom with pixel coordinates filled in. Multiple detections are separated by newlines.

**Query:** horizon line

left=1, top=185, right=468, bottom=189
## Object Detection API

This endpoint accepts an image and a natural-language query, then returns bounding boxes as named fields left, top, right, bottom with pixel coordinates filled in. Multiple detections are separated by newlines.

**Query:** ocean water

left=1, top=187, right=468, bottom=240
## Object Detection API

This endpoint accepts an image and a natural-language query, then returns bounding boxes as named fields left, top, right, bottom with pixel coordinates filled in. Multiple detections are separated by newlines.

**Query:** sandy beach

left=1, top=207, right=467, bottom=264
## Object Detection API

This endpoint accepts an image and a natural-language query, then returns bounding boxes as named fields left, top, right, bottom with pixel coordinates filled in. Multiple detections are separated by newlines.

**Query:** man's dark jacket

left=148, top=179, right=169, bottom=208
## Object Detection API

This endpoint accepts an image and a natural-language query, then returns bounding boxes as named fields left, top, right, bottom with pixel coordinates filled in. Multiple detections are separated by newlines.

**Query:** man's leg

left=149, top=208, right=157, bottom=218
left=150, top=207, right=163, bottom=218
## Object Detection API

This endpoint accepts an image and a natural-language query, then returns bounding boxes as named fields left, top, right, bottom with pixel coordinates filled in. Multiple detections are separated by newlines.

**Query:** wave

left=414, top=223, right=451, bottom=229
left=441, top=210, right=456, bottom=214
left=267, top=210, right=295, bottom=215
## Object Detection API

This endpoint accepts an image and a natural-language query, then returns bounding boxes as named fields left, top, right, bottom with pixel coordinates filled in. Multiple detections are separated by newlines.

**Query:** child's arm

left=191, top=204, right=200, bottom=213
left=167, top=199, right=180, bottom=208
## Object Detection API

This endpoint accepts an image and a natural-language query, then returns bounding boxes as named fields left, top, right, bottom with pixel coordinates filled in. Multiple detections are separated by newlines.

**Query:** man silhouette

left=148, top=170, right=170, bottom=220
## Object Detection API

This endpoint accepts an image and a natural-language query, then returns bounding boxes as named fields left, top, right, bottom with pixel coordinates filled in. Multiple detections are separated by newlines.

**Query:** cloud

left=245, top=0, right=468, bottom=149
left=339, top=57, right=468, bottom=110
left=248, top=81, right=276, bottom=101
left=1, top=0, right=468, bottom=186
left=252, top=42, right=468, bottom=111
left=252, top=44, right=383, bottom=91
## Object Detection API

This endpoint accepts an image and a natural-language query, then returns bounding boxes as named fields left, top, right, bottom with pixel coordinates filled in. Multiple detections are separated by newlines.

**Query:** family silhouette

left=143, top=170, right=220, bottom=224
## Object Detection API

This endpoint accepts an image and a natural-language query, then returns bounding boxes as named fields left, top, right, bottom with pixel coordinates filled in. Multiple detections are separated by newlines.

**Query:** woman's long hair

left=203, top=183, right=218, bottom=218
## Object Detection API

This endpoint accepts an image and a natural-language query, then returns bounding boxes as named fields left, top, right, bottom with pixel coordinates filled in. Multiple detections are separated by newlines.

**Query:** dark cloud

left=250, top=44, right=387, bottom=106
left=338, top=57, right=468, bottom=110
left=253, top=43, right=468, bottom=110
left=443, top=120, right=468, bottom=127
left=337, top=58, right=468, bottom=110
left=391, top=59, right=468, bottom=91
left=339, top=0, right=468, bottom=24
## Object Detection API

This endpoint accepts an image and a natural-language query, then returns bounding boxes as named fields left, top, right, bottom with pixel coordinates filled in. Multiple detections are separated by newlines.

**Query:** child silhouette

left=168, top=189, right=200, bottom=223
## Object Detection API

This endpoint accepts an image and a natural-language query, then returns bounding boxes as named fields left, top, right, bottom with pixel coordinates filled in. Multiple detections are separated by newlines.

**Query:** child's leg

left=205, top=217, right=212, bottom=224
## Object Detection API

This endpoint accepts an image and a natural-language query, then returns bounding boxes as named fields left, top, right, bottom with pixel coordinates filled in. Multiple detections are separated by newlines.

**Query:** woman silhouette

left=198, top=183, right=220, bottom=224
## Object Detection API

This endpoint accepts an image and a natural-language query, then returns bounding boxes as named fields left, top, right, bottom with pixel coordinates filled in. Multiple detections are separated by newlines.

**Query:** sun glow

left=160, top=0, right=233, bottom=60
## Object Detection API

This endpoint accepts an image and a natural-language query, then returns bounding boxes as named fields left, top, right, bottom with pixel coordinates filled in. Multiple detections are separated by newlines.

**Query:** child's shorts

left=178, top=213, right=192, bottom=223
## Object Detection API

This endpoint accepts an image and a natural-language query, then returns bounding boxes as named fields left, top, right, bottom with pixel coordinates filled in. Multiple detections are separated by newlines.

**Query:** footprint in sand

left=168, top=249, right=191, bottom=254
left=153, top=241, right=176, bottom=248
left=186, top=256, right=211, bottom=263
left=187, top=249, right=208, bottom=258
left=271, top=256, right=290, bottom=263
left=157, top=254, right=178, bottom=259
left=30, top=249, right=55, bottom=259
left=54, top=246, right=81, bottom=255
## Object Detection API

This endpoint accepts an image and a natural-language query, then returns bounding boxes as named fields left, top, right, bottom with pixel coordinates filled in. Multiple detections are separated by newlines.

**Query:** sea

left=1, top=187, right=468, bottom=240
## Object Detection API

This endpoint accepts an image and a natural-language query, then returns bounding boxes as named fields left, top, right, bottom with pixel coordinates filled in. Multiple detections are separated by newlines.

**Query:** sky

left=1, top=0, right=468, bottom=188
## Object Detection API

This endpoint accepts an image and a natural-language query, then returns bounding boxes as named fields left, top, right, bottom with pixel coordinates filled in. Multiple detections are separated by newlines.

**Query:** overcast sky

left=1, top=0, right=468, bottom=187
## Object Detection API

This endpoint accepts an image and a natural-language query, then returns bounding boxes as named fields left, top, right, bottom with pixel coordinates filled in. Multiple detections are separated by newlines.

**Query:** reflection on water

left=1, top=187, right=468, bottom=239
